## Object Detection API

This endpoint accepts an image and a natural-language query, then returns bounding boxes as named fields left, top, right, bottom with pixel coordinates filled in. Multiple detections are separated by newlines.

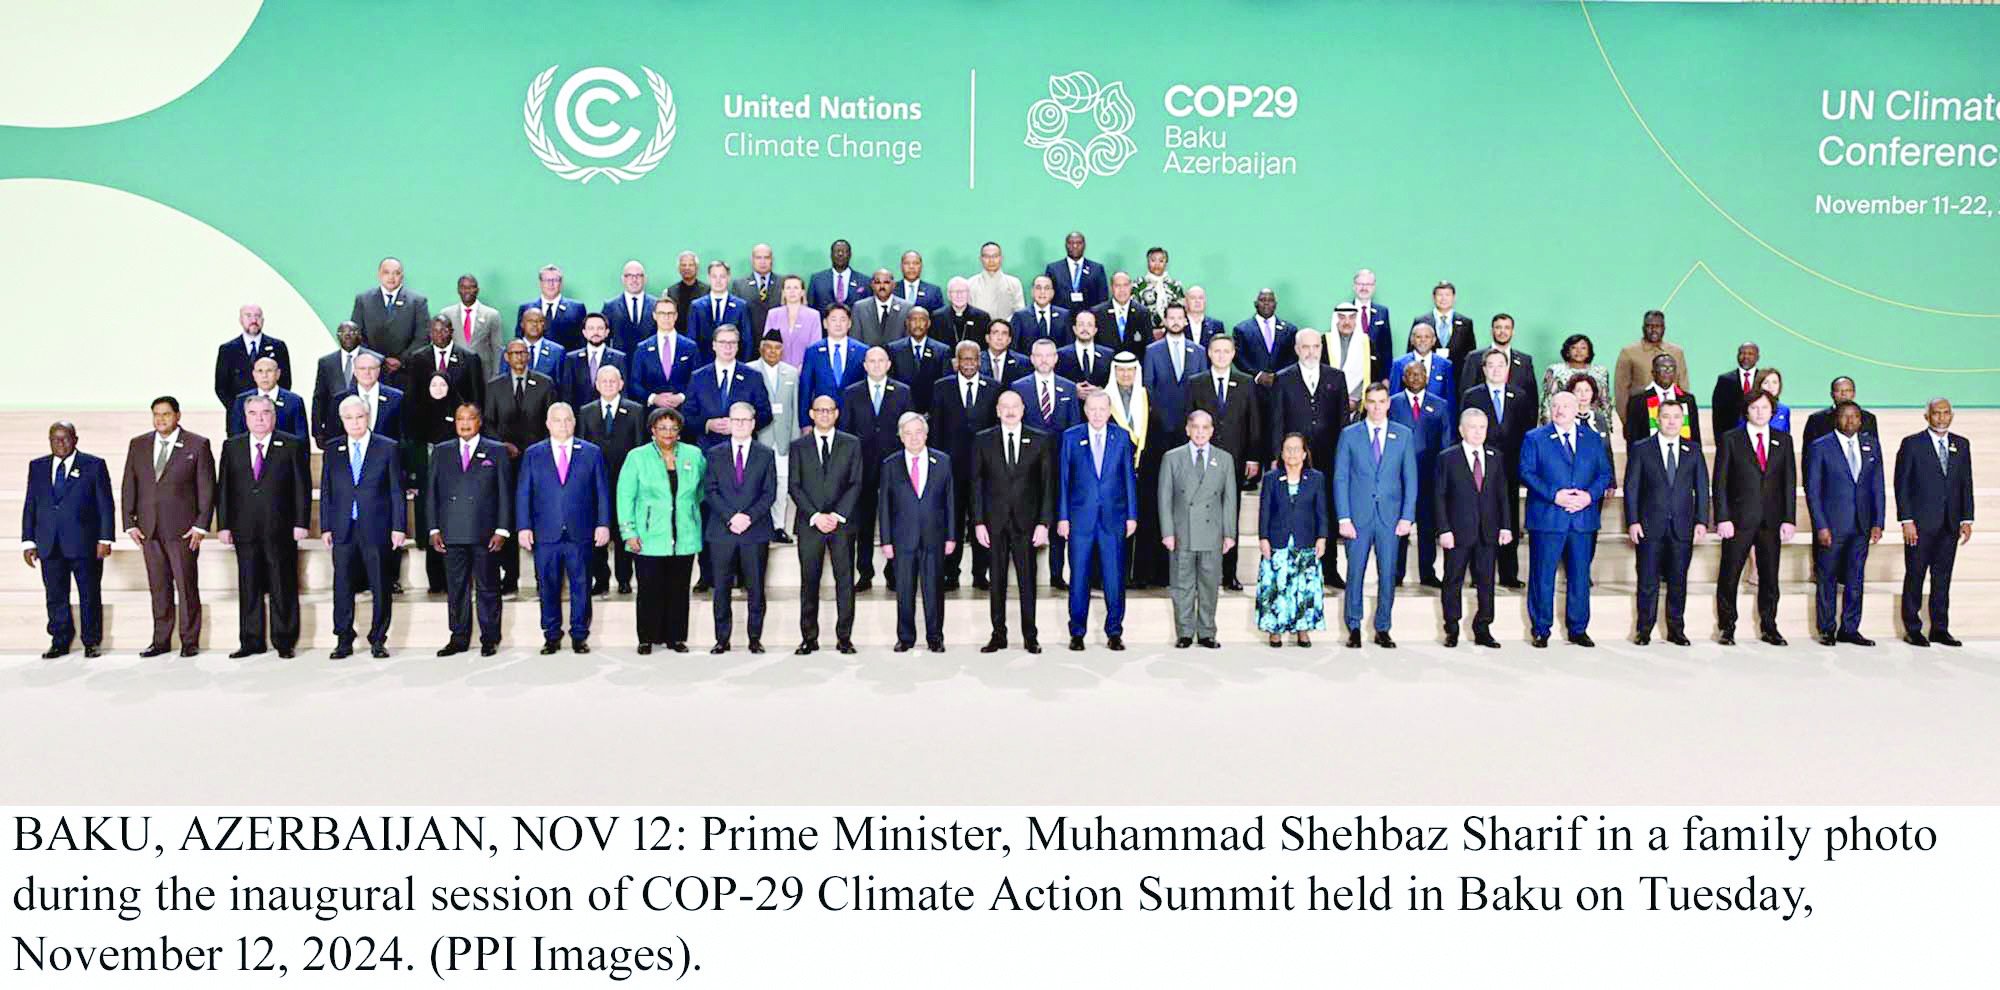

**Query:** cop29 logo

left=1023, top=71, right=1137, bottom=188
left=523, top=65, right=677, bottom=184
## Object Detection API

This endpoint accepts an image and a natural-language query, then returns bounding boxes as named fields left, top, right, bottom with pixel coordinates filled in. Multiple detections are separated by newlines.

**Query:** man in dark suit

left=578, top=365, right=646, bottom=595
left=885, top=308, right=949, bottom=414
left=840, top=347, right=913, bottom=591
left=313, top=322, right=379, bottom=448
left=807, top=239, right=868, bottom=312
left=687, top=260, right=752, bottom=361
left=1709, top=341, right=1762, bottom=440
left=1622, top=353, right=1704, bottom=448
left=121, top=396, right=215, bottom=657
left=482, top=339, right=558, bottom=594
left=1273, top=329, right=1349, bottom=587
left=226, top=357, right=308, bottom=437
left=403, top=315, right=487, bottom=408
left=1800, top=376, right=1881, bottom=460
left=427, top=402, right=512, bottom=656
left=1623, top=401, right=1709, bottom=646
left=332, top=351, right=404, bottom=446
left=516, top=264, right=589, bottom=352
left=1046, top=230, right=1109, bottom=311
left=1805, top=401, right=1885, bottom=647
left=1092, top=272, right=1154, bottom=356
left=1345, top=270, right=1394, bottom=386
left=1233, top=289, right=1298, bottom=390
left=879, top=413, right=956, bottom=652
left=1388, top=361, right=1448, bottom=587
left=1414, top=281, right=1479, bottom=387
left=1058, top=394, right=1139, bottom=650
left=1459, top=349, right=1537, bottom=588
left=1712, top=389, right=1798, bottom=646
left=558, top=314, right=627, bottom=409
left=627, top=297, right=699, bottom=414
left=704, top=402, right=777, bottom=653
left=21, top=421, right=115, bottom=658
left=213, top=303, right=291, bottom=408
left=1055, top=309, right=1115, bottom=390
left=797, top=305, right=868, bottom=425
left=1013, top=340, right=1082, bottom=587
left=1895, top=397, right=1975, bottom=647
left=1144, top=303, right=1206, bottom=456
left=513, top=308, right=567, bottom=378
left=321, top=396, right=405, bottom=658
left=1463, top=313, right=1537, bottom=395
left=980, top=320, right=1030, bottom=388
left=683, top=325, right=773, bottom=455
left=351, top=257, right=430, bottom=383
left=930, top=277, right=989, bottom=347
left=789, top=395, right=863, bottom=654
left=971, top=390, right=1054, bottom=652
left=932, top=342, right=1000, bottom=591
left=895, top=250, right=944, bottom=313
left=518, top=403, right=611, bottom=654
left=214, top=396, right=310, bottom=658
left=1187, top=333, right=1261, bottom=590
left=1184, top=287, right=1228, bottom=349
left=1436, top=408, right=1512, bottom=648
left=1011, top=275, right=1073, bottom=353
left=605, top=259, right=658, bottom=355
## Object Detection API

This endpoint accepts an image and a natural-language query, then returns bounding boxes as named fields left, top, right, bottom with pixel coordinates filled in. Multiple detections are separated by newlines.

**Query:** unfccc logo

left=523, top=65, right=677, bottom=184
left=1024, top=71, right=1137, bottom=188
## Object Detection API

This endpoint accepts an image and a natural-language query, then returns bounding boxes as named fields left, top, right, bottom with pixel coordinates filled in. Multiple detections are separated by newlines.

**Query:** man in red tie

left=1709, top=340, right=1761, bottom=439
left=1712, top=389, right=1797, bottom=646
left=1435, top=408, right=1513, bottom=648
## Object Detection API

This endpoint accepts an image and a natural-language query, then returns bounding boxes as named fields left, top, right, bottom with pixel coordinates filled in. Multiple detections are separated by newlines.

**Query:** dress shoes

left=41, top=645, right=67, bottom=659
left=275, top=649, right=293, bottom=659
left=637, top=643, right=654, bottom=655
left=1222, top=579, right=1244, bottom=592
left=179, top=647, right=199, bottom=657
left=437, top=643, right=468, bottom=657
left=573, top=641, right=590, bottom=654
left=773, top=530, right=793, bottom=545
left=480, top=644, right=497, bottom=657
left=1837, top=634, right=1875, bottom=647
left=1051, top=579, right=1069, bottom=591
left=973, top=578, right=991, bottom=591
left=836, top=640, right=856, bottom=654
left=1815, top=633, right=1837, bottom=647
left=928, top=643, right=945, bottom=653
left=796, top=642, right=817, bottom=656
left=139, top=645, right=171, bottom=658
left=692, top=580, right=711, bottom=593
left=1759, top=630, right=1788, bottom=647
left=329, top=644, right=354, bottom=659
left=1346, top=629, right=1362, bottom=648
left=1634, top=631, right=1651, bottom=646
left=370, top=645, right=389, bottom=658
left=1199, top=637, right=1221, bottom=649
left=1106, top=636, right=1125, bottom=651
left=983, top=638, right=1010, bottom=653
left=1931, top=632, right=1963, bottom=647
left=1473, top=631, right=1501, bottom=649
left=590, top=583, right=610, bottom=597
left=1499, top=580, right=1526, bottom=590
left=893, top=642, right=913, bottom=653
left=1902, top=632, right=1929, bottom=647
left=1069, top=636, right=1085, bottom=651
left=747, top=640, right=764, bottom=654
left=540, top=641, right=562, bottom=655
left=1568, top=632, right=1596, bottom=648
left=1177, top=637, right=1194, bottom=649
left=618, top=583, right=633, bottom=595
left=1717, top=632, right=1736, bottom=646
left=1023, top=641, right=1041, bottom=654
left=229, top=647, right=263, bottom=659
left=854, top=578, right=873, bottom=593
left=710, top=643, right=729, bottom=654
left=943, top=577, right=960, bottom=592
left=1418, top=576, right=1442, bottom=589
left=1442, top=630, right=1459, bottom=648
left=1665, top=632, right=1691, bottom=646
left=1373, top=631, right=1396, bottom=649
left=1530, top=635, right=1548, bottom=649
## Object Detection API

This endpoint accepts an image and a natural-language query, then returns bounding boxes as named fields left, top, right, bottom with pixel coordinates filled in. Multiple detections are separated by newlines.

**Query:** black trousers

left=1498, top=484, right=1523, bottom=584
left=711, top=540, right=767, bottom=643
left=423, top=545, right=448, bottom=593
left=853, top=475, right=883, bottom=582
left=1717, top=524, right=1782, bottom=634
left=1902, top=524, right=1959, bottom=636
left=591, top=540, right=636, bottom=591
left=635, top=553, right=694, bottom=645
left=331, top=541, right=393, bottom=647
left=443, top=542, right=502, bottom=647
left=1634, top=535, right=1693, bottom=636
left=894, top=545, right=946, bottom=646
left=987, top=524, right=1038, bottom=643
left=497, top=534, right=522, bottom=590
left=798, top=526, right=854, bottom=645
left=1440, top=538, right=1495, bottom=633
left=40, top=554, right=104, bottom=649
left=944, top=469, right=987, bottom=583
left=234, top=538, right=300, bottom=651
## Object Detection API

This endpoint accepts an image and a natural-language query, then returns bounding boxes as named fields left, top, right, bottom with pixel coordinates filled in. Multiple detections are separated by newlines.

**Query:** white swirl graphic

left=1023, top=71, right=1135, bottom=187
left=1024, top=98, right=1068, bottom=148
left=1042, top=138, right=1090, bottom=189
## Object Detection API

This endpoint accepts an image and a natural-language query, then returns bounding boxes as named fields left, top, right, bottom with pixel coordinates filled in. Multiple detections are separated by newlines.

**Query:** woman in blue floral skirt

left=1256, top=433, right=1329, bottom=647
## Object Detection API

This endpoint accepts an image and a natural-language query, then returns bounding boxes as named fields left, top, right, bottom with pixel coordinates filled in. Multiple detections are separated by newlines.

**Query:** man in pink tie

left=879, top=412, right=957, bottom=652
left=214, top=396, right=311, bottom=658
left=516, top=403, right=611, bottom=654
left=701, top=402, right=777, bottom=654
left=427, top=403, right=514, bottom=656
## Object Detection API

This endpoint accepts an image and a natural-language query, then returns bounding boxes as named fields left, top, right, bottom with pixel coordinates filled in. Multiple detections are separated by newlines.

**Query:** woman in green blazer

left=618, top=407, right=707, bottom=653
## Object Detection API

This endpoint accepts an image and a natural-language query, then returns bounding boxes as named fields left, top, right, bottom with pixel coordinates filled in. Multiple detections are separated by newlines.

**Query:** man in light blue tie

left=1519, top=390, right=1615, bottom=648
left=1335, top=383, right=1417, bottom=648
left=1057, top=392, right=1138, bottom=650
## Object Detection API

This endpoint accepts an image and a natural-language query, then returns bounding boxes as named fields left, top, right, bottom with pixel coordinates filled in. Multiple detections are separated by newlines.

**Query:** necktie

left=1171, top=342, right=1184, bottom=381
left=1372, top=427, right=1383, bottom=462
left=1196, top=447, right=1206, bottom=474
left=343, top=352, right=354, bottom=385
left=628, top=297, right=639, bottom=325
left=1411, top=395, right=1421, bottom=422
left=1262, top=319, right=1274, bottom=352
left=820, top=435, right=831, bottom=466
left=833, top=342, right=845, bottom=377
left=1473, top=449, right=1484, bottom=491
left=1216, top=377, right=1228, bottom=416
left=603, top=403, right=615, bottom=430
left=836, top=272, right=847, bottom=299
left=461, top=442, right=472, bottom=471
left=718, top=367, right=728, bottom=392
left=366, top=394, right=377, bottom=431
left=1563, top=432, right=1575, bottom=458
left=713, top=298, right=723, bottom=324
left=1666, top=441, right=1678, bottom=478
left=1845, top=437, right=1860, bottom=481
left=154, top=438, right=171, bottom=479
left=462, top=308, right=473, bottom=343
left=252, top=442, right=264, bottom=480
left=1071, top=260, right=1080, bottom=288
left=1007, top=432, right=1017, bottom=467
left=871, top=383, right=882, bottom=415
left=878, top=301, right=888, bottom=325
left=659, top=340, right=672, bottom=380
left=1936, top=435, right=1949, bottom=473
left=1092, top=433, right=1104, bottom=475
left=589, top=349, right=600, bottom=379
left=1742, top=370, right=1752, bottom=395
left=1040, top=382, right=1052, bottom=422
left=1082, top=348, right=1093, bottom=378
left=54, top=460, right=68, bottom=493
left=349, top=443, right=363, bottom=518
left=964, top=381, right=974, bottom=410
left=909, top=453, right=922, bottom=493
left=514, top=377, right=524, bottom=402
left=904, top=282, right=916, bottom=304
left=543, top=301, right=553, bottom=322
left=1755, top=431, right=1767, bottom=470
left=557, top=444, right=571, bottom=484
left=1039, top=310, right=1049, bottom=338
left=758, top=277, right=769, bottom=301
left=734, top=445, right=745, bottom=484
left=1492, top=388, right=1504, bottom=425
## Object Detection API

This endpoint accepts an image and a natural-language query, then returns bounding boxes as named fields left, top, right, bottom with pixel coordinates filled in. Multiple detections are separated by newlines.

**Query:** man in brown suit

left=121, top=396, right=216, bottom=656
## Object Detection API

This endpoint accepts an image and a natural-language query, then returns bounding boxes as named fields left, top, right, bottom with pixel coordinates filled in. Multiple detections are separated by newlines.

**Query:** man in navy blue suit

left=1011, top=274, right=1073, bottom=353
left=513, top=308, right=567, bottom=379
left=879, top=413, right=957, bottom=651
left=321, top=396, right=407, bottom=659
left=1347, top=270, right=1393, bottom=387
left=332, top=351, right=404, bottom=446
left=1335, top=384, right=1418, bottom=648
left=1143, top=303, right=1205, bottom=448
left=603, top=259, right=656, bottom=355
left=979, top=319, right=1029, bottom=388
left=1623, top=401, right=1708, bottom=646
left=683, top=326, right=772, bottom=451
left=518, top=403, right=611, bottom=654
left=627, top=297, right=697, bottom=413
left=227, top=356, right=309, bottom=437
left=1805, top=401, right=1885, bottom=646
left=703, top=402, right=777, bottom=653
left=797, top=305, right=867, bottom=426
left=933, top=341, right=1000, bottom=590
left=840, top=346, right=914, bottom=591
left=427, top=403, right=512, bottom=657
left=559, top=313, right=629, bottom=408
left=517, top=264, right=588, bottom=351
left=1014, top=339, right=1081, bottom=588
left=884, top=308, right=949, bottom=414
left=21, top=421, right=115, bottom=658
left=896, top=250, right=944, bottom=313
left=1387, top=361, right=1448, bottom=587
left=1895, top=397, right=1974, bottom=647
left=213, top=303, right=291, bottom=409
left=1519, top=390, right=1615, bottom=648
left=808, top=239, right=868, bottom=312
left=1055, top=310, right=1115, bottom=390
left=686, top=260, right=751, bottom=361
left=1232, top=288, right=1298, bottom=392
left=1057, top=393, right=1138, bottom=650
left=1045, top=230, right=1109, bottom=311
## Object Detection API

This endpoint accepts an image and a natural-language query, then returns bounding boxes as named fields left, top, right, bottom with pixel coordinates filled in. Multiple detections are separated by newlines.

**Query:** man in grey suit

left=732, top=243, right=789, bottom=338
left=438, top=274, right=505, bottom=377
left=851, top=268, right=913, bottom=346
left=1158, top=410, right=1239, bottom=648
left=350, top=256, right=431, bottom=382
left=751, top=328, right=801, bottom=541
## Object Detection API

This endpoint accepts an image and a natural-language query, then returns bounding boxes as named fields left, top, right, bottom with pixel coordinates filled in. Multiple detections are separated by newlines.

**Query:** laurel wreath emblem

left=523, top=65, right=677, bottom=184
left=1023, top=71, right=1136, bottom=189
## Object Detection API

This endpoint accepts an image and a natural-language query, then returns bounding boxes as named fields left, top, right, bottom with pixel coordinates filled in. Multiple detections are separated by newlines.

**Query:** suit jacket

left=1092, top=300, right=1154, bottom=355
left=1520, top=424, right=1614, bottom=533
left=894, top=278, right=944, bottom=313
left=1056, top=423, right=1138, bottom=533
left=352, top=289, right=431, bottom=362
left=1190, top=315, right=1228, bottom=348
left=1260, top=467, right=1329, bottom=547
left=1336, top=418, right=1416, bottom=532
left=1186, top=368, right=1261, bottom=465
left=1009, top=305, right=1073, bottom=352
left=1623, top=434, right=1711, bottom=540
left=1413, top=310, right=1478, bottom=378
left=885, top=336, right=950, bottom=412
left=798, top=337, right=870, bottom=427
left=516, top=439, right=609, bottom=544
left=1157, top=443, right=1239, bottom=550
left=970, top=425, right=1055, bottom=533
left=1232, top=316, right=1298, bottom=376
left=877, top=447, right=954, bottom=551
left=1458, top=381, right=1536, bottom=467
left=1465, top=346, right=1538, bottom=395
left=1045, top=256, right=1109, bottom=310
left=683, top=362, right=773, bottom=449
left=807, top=268, right=869, bottom=312
left=1387, top=390, right=1449, bottom=512
left=1805, top=432, right=1885, bottom=538
left=577, top=397, right=647, bottom=490
left=516, top=297, right=589, bottom=351
left=214, top=334, right=292, bottom=408
left=1710, top=368, right=1758, bottom=440
left=788, top=430, right=863, bottom=532
left=1388, top=352, right=1456, bottom=419
left=1713, top=427, right=1797, bottom=533
left=514, top=336, right=566, bottom=378
left=1012, top=374, right=1082, bottom=436
left=403, top=343, right=487, bottom=407
left=312, top=347, right=381, bottom=446
left=626, top=332, right=700, bottom=406
left=482, top=372, right=556, bottom=452
left=1055, top=341, right=1116, bottom=389
left=558, top=345, right=629, bottom=408
left=731, top=275, right=787, bottom=338
left=1434, top=444, right=1509, bottom=545
left=601, top=293, right=659, bottom=355
left=1800, top=405, right=1880, bottom=458
left=929, top=304, right=990, bottom=348
left=425, top=435, right=513, bottom=543
left=226, top=388, right=309, bottom=438
left=1142, top=336, right=1205, bottom=431
left=1895, top=430, right=1975, bottom=533
left=1622, top=386, right=1704, bottom=447
left=1350, top=301, right=1393, bottom=385
left=320, top=433, right=401, bottom=544
left=850, top=295, right=913, bottom=348
left=438, top=301, right=507, bottom=377
left=980, top=348, right=1030, bottom=389
left=931, top=374, right=1000, bottom=471
left=331, top=385, right=405, bottom=444
left=748, top=359, right=801, bottom=454
left=1272, top=363, right=1349, bottom=472
left=22, top=452, right=115, bottom=558
left=841, top=378, right=915, bottom=476
left=121, top=430, right=215, bottom=538
left=703, top=442, right=777, bottom=544
left=685, top=293, right=752, bottom=360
